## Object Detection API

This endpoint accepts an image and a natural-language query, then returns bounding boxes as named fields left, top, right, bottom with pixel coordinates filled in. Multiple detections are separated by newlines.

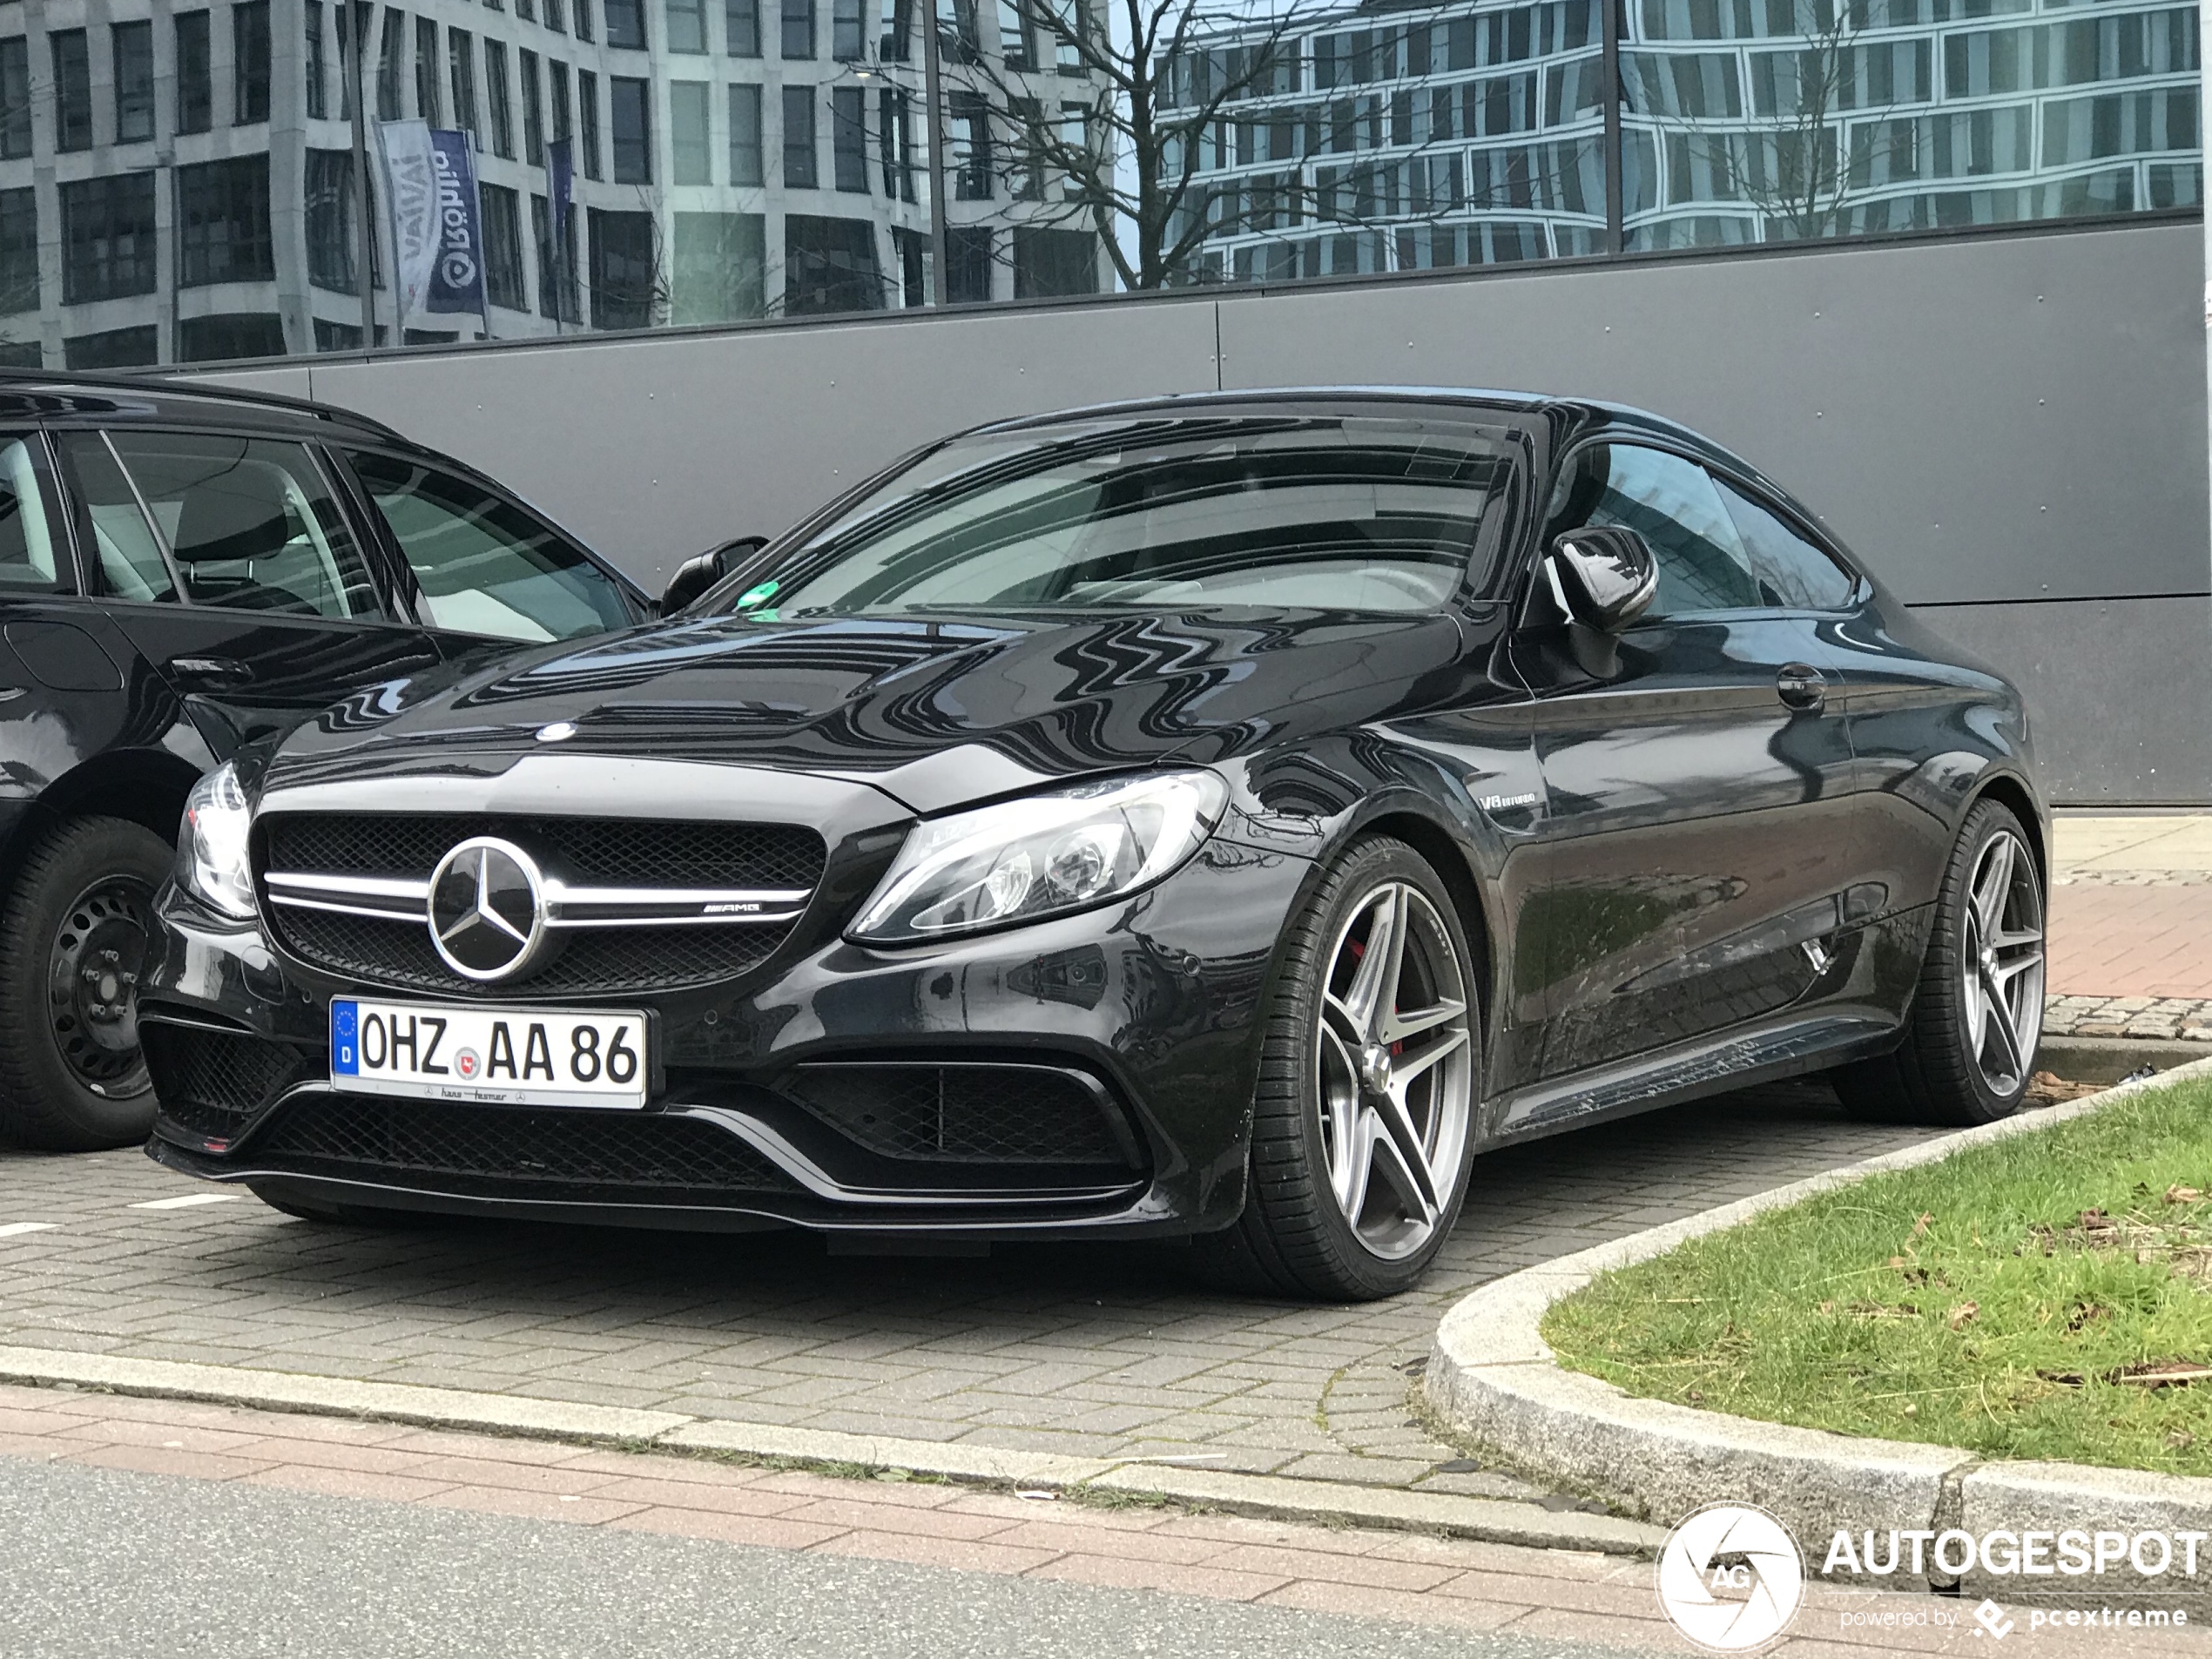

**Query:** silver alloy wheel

left=1961, top=828, right=2045, bottom=1096
left=1315, top=880, right=1475, bottom=1261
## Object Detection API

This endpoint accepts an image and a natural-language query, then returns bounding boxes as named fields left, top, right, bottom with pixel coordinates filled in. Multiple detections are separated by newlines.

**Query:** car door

left=327, top=446, right=644, bottom=662
left=51, top=428, right=442, bottom=759
left=1505, top=439, right=1862, bottom=1114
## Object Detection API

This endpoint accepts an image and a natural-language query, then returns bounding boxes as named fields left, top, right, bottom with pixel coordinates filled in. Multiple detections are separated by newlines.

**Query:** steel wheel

left=1959, top=827, right=2044, bottom=1097
left=1314, top=880, right=1475, bottom=1263
left=45, top=875, right=154, bottom=1098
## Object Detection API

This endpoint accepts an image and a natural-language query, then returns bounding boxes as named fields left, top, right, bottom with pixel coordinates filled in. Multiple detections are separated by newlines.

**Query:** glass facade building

left=0, top=0, right=1109, bottom=366
left=1175, top=0, right=2201, bottom=281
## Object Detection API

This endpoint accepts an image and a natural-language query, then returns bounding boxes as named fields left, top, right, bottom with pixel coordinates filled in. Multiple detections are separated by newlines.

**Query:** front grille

left=271, top=906, right=790, bottom=996
left=259, top=813, right=822, bottom=997
left=264, top=815, right=826, bottom=890
left=782, top=1064, right=1133, bottom=1165
left=145, top=1022, right=314, bottom=1141
left=252, top=1096, right=803, bottom=1197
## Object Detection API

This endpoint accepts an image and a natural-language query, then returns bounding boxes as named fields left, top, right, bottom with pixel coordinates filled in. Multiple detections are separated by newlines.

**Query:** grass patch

left=1541, top=1078, right=2212, bottom=1477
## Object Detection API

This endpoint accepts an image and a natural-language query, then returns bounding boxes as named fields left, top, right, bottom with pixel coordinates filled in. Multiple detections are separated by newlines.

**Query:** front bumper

left=138, top=839, right=1312, bottom=1240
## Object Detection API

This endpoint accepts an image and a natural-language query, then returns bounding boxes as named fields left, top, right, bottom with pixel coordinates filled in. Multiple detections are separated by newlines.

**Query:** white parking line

left=0, top=1222, right=57, bottom=1238
left=127, top=1194, right=242, bottom=1211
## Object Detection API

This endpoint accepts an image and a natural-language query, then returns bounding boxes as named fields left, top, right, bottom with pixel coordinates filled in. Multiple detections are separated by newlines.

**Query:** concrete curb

left=2037, top=1035, right=2212, bottom=1082
left=0, top=1342, right=1667, bottom=1557
left=1424, top=1056, right=2212, bottom=1588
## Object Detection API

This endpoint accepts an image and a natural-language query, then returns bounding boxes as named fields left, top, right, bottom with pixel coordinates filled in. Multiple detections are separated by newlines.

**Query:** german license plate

left=329, top=997, right=650, bottom=1109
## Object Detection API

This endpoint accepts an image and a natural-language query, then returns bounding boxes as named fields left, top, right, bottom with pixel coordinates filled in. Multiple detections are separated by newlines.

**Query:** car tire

left=0, top=815, right=172, bottom=1152
left=1194, top=836, right=1481, bottom=1302
left=1835, top=799, right=2046, bottom=1127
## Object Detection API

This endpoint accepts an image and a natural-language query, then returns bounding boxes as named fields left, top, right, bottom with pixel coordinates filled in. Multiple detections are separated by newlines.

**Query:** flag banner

left=375, top=118, right=441, bottom=322
left=424, top=128, right=486, bottom=314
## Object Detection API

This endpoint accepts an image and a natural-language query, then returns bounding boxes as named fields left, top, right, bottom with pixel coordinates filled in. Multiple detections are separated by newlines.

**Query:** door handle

left=1775, top=663, right=1826, bottom=711
left=170, top=655, right=254, bottom=689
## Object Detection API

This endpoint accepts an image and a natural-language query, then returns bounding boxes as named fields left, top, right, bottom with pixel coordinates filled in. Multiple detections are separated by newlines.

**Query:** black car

left=137, top=390, right=2047, bottom=1301
left=0, top=373, right=650, bottom=1151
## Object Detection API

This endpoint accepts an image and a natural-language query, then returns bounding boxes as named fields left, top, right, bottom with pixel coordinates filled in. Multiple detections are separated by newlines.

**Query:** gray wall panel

left=189, top=219, right=2209, bottom=800
left=1216, top=221, right=2209, bottom=608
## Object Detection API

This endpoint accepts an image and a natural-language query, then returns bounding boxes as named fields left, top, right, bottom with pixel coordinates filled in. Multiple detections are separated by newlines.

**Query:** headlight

left=849, top=770, right=1229, bottom=945
left=177, top=763, right=255, bottom=921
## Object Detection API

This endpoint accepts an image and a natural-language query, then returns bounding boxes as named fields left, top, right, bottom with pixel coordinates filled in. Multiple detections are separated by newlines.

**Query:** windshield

left=718, top=414, right=1512, bottom=618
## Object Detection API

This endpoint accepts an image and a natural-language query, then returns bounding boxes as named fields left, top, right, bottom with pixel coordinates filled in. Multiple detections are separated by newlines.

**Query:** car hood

left=261, top=610, right=1470, bottom=814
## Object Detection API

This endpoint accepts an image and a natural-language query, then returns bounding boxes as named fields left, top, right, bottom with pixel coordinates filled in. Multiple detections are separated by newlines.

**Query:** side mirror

left=659, top=536, right=767, bottom=616
left=1546, top=526, right=1658, bottom=634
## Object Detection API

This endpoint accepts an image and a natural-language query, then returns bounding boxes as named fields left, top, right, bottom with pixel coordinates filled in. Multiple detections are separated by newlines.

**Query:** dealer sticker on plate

left=329, top=998, right=651, bottom=1109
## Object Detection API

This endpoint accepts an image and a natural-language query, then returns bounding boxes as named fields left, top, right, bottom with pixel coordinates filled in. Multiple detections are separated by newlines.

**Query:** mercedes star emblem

left=427, top=836, right=549, bottom=981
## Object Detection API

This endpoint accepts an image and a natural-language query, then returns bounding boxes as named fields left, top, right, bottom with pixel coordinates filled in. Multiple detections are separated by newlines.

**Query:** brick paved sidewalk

left=2047, top=817, right=2212, bottom=1017
left=3, top=1381, right=2200, bottom=1659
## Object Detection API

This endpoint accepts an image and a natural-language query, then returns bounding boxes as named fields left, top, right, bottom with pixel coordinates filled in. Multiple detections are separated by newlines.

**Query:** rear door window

left=0, top=435, right=69, bottom=592
left=104, top=432, right=381, bottom=619
left=341, top=450, right=632, bottom=644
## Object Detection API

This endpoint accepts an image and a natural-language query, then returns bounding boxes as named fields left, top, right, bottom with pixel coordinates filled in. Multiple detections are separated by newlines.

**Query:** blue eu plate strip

left=330, top=999, right=360, bottom=1076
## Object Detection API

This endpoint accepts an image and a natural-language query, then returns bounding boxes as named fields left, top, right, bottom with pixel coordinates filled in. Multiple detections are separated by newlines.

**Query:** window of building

left=176, top=14, right=212, bottom=133
left=728, top=0, right=761, bottom=56
left=178, top=314, right=287, bottom=361
left=729, top=83, right=762, bottom=183
left=516, top=0, right=536, bottom=22
left=605, top=0, right=646, bottom=48
left=880, top=0, right=912, bottom=60
left=481, top=183, right=526, bottom=308
left=376, top=9, right=403, bottom=119
left=0, top=41, right=28, bottom=159
left=549, top=58, right=570, bottom=142
left=306, top=3, right=327, bottom=118
left=486, top=39, right=515, bottom=156
left=1013, top=226, right=1095, bottom=295
left=951, top=91, right=992, bottom=198
left=578, top=69, right=602, bottom=176
left=178, top=154, right=275, bottom=287
left=588, top=207, right=653, bottom=328
left=833, top=0, right=863, bottom=58
left=335, top=0, right=358, bottom=118
left=946, top=223, right=991, bottom=300
left=64, top=327, right=159, bottom=372
left=0, top=189, right=37, bottom=316
left=0, top=344, right=37, bottom=368
left=672, top=212, right=764, bottom=321
left=111, top=432, right=378, bottom=618
left=51, top=31, right=91, bottom=152
left=575, top=0, right=595, bottom=42
left=832, top=85, right=867, bottom=190
left=347, top=451, right=628, bottom=642
left=305, top=148, right=357, bottom=291
left=413, top=17, right=440, bottom=121
left=520, top=49, right=544, bottom=163
left=113, top=23, right=156, bottom=144
left=235, top=3, right=272, bottom=123
left=610, top=75, right=651, bottom=180
left=783, top=84, right=816, bottom=185
left=534, top=193, right=581, bottom=320
left=785, top=213, right=880, bottom=313
left=1007, top=94, right=1042, bottom=198
left=879, top=84, right=913, bottom=198
left=671, top=81, right=711, bottom=182
left=450, top=30, right=477, bottom=138
left=668, top=0, right=707, bottom=52
left=782, top=0, right=814, bottom=58
left=62, top=173, right=158, bottom=303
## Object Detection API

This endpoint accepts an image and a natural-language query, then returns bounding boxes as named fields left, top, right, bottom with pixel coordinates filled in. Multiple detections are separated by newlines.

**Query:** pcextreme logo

left=1656, top=1503, right=1809, bottom=1652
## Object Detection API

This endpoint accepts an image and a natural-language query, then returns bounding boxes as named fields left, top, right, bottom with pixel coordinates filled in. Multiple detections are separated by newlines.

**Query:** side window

left=1549, top=444, right=1761, bottom=620
left=0, top=435, right=66, bottom=591
left=342, top=450, right=631, bottom=644
left=53, top=430, right=176, bottom=603
left=1716, top=477, right=1857, bottom=610
left=105, top=432, right=380, bottom=619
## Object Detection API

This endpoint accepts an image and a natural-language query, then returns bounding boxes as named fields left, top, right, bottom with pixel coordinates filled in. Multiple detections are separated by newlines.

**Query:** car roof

left=961, top=385, right=1761, bottom=476
left=0, top=369, right=407, bottom=443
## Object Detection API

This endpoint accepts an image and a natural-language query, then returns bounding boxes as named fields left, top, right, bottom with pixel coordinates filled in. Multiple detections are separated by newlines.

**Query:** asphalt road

left=0, top=1456, right=1662, bottom=1659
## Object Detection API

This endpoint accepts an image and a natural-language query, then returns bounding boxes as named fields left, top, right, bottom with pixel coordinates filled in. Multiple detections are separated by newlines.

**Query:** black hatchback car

left=138, top=390, right=2047, bottom=1300
left=0, top=374, right=648, bottom=1151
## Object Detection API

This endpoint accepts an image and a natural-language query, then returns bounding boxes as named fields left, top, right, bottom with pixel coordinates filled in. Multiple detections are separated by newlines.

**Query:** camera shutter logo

left=1656, top=1503, right=1806, bottom=1652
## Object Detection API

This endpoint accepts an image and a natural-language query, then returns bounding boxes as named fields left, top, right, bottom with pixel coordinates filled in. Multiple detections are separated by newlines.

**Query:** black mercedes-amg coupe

left=138, top=390, right=2047, bottom=1301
